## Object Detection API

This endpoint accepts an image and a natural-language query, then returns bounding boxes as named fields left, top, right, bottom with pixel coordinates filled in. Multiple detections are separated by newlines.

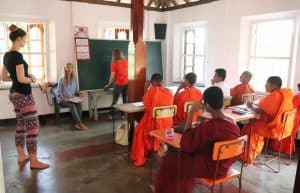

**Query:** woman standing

left=56, top=62, right=88, bottom=130
left=1, top=24, right=49, bottom=169
left=104, top=48, right=128, bottom=119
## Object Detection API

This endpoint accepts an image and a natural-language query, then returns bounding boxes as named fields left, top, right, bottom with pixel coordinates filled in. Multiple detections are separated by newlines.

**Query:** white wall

left=164, top=0, right=300, bottom=90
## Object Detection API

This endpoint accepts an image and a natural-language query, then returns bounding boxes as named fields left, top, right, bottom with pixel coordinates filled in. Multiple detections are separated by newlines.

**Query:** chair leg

left=239, top=176, right=242, bottom=193
left=219, top=183, right=223, bottom=193
left=55, top=107, right=60, bottom=124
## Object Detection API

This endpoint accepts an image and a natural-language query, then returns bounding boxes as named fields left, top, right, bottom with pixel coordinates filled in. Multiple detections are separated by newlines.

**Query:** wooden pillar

left=128, top=0, right=147, bottom=144
left=294, top=153, right=300, bottom=193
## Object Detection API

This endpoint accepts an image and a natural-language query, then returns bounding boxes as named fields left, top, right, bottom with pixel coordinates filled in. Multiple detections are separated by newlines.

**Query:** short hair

left=151, top=73, right=163, bottom=82
left=242, top=71, right=252, bottom=81
left=297, top=82, right=300, bottom=91
left=267, top=76, right=282, bottom=88
left=9, top=24, right=26, bottom=42
left=184, top=72, right=197, bottom=85
left=203, top=86, right=224, bottom=110
left=215, top=68, right=226, bottom=81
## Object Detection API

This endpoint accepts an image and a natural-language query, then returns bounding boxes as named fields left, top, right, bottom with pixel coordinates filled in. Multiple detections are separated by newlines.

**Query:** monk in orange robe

left=273, top=82, right=300, bottom=154
left=241, top=76, right=293, bottom=164
left=174, top=72, right=202, bottom=126
left=230, top=71, right=254, bottom=106
left=131, top=74, right=174, bottom=166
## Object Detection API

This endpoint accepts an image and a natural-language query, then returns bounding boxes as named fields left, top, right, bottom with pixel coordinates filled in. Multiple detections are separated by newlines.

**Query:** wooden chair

left=241, top=93, right=256, bottom=104
left=195, top=135, right=248, bottom=193
left=150, top=105, right=177, bottom=183
left=254, top=110, right=296, bottom=173
left=223, top=96, right=232, bottom=107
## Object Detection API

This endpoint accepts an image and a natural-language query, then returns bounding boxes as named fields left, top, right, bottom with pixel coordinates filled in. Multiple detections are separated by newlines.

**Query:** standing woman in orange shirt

left=104, top=48, right=128, bottom=119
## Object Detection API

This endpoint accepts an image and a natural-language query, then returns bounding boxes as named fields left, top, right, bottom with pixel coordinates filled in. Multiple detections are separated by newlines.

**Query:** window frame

left=0, top=21, right=47, bottom=83
left=247, top=18, right=296, bottom=91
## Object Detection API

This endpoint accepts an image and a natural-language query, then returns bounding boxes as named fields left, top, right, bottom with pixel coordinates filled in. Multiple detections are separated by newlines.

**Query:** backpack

left=115, top=123, right=129, bottom=146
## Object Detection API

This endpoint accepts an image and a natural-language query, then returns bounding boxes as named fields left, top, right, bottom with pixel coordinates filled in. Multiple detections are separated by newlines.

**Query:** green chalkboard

left=77, top=39, right=129, bottom=90
left=77, top=40, right=162, bottom=90
left=146, top=41, right=163, bottom=80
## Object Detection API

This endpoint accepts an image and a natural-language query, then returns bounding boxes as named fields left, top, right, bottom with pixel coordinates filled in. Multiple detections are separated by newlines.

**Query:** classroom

left=0, top=0, right=299, bottom=193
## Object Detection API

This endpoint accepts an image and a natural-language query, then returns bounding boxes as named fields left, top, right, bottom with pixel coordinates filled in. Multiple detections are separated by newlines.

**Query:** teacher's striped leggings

left=9, top=92, right=39, bottom=154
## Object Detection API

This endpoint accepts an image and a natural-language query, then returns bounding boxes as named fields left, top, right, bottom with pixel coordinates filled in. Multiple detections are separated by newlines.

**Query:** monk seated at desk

left=131, top=74, right=174, bottom=167
left=152, top=86, right=240, bottom=193
left=241, top=76, right=293, bottom=164
left=273, top=82, right=300, bottom=155
left=230, top=71, right=254, bottom=106
left=174, top=72, right=202, bottom=126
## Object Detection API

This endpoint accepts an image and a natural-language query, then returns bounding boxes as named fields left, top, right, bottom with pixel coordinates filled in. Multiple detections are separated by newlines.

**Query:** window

left=179, top=26, right=206, bottom=83
left=249, top=19, right=295, bottom=91
left=104, top=27, right=129, bottom=40
left=0, top=21, right=46, bottom=82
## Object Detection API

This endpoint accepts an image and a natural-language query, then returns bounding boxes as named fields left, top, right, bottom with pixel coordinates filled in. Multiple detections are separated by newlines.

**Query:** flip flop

left=75, top=124, right=82, bottom=130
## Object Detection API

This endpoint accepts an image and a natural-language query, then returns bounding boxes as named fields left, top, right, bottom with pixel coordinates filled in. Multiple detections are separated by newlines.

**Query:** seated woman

left=152, top=87, right=240, bottom=193
left=56, top=63, right=88, bottom=130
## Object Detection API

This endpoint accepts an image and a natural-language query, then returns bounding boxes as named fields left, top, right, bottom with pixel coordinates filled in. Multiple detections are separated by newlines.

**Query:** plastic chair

left=224, top=96, right=232, bottom=107
left=195, top=135, right=248, bottom=193
left=150, top=105, right=177, bottom=183
left=254, top=110, right=296, bottom=173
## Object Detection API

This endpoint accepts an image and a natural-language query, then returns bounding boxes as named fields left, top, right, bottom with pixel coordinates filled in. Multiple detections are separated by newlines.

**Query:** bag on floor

left=115, top=123, right=129, bottom=146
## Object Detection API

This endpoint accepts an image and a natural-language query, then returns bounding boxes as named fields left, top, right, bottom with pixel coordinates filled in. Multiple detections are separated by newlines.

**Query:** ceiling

left=63, top=0, right=220, bottom=11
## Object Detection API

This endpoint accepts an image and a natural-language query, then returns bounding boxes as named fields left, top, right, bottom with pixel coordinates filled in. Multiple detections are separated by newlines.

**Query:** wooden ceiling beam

left=162, top=0, right=220, bottom=11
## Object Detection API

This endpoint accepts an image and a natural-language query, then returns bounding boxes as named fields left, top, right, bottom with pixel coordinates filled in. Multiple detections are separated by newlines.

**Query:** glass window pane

left=195, top=27, right=205, bottom=55
left=29, top=54, right=41, bottom=66
left=30, top=41, right=41, bottom=52
left=104, top=28, right=115, bottom=40
left=117, top=31, right=127, bottom=40
left=0, top=40, right=7, bottom=52
left=186, top=30, right=194, bottom=43
left=250, top=58, right=289, bottom=91
left=251, top=20, right=294, bottom=57
left=30, top=66, right=43, bottom=79
left=0, top=25, right=5, bottom=38
left=194, top=56, right=205, bottom=83
left=185, top=56, right=193, bottom=66
left=185, top=66, right=193, bottom=74
left=23, top=54, right=30, bottom=64
left=29, top=27, right=41, bottom=40
left=185, top=44, right=194, bottom=55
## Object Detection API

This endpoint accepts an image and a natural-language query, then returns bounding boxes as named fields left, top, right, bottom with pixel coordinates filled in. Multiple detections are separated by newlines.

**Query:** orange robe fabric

left=174, top=87, right=202, bottom=126
left=241, top=88, right=293, bottom=164
left=230, top=83, right=254, bottom=106
left=273, top=93, right=300, bottom=154
left=131, top=86, right=174, bottom=166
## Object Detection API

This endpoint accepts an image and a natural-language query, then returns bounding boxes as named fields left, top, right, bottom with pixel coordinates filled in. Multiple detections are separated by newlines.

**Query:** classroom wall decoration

left=74, top=26, right=90, bottom=60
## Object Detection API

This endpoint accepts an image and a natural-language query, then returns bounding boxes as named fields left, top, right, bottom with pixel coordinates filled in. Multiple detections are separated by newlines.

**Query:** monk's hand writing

left=178, top=82, right=186, bottom=90
left=144, top=81, right=151, bottom=90
left=247, top=102, right=253, bottom=109
left=191, top=101, right=202, bottom=113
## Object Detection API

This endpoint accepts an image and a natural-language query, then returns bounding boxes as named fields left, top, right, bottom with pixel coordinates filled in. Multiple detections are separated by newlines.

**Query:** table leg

left=177, top=149, right=181, bottom=193
left=112, top=107, right=115, bottom=151
left=88, top=91, right=93, bottom=118
left=93, top=93, right=98, bottom=120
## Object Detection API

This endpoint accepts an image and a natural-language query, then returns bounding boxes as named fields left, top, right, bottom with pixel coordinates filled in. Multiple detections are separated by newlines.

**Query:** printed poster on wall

left=74, top=26, right=90, bottom=60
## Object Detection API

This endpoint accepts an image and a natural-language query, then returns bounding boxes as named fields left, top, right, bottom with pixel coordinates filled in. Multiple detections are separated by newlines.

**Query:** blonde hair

left=111, top=48, right=126, bottom=63
left=63, top=63, right=74, bottom=85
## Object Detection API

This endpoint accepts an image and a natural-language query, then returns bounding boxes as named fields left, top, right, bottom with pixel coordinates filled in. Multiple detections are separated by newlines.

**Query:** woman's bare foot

left=75, top=123, right=81, bottom=130
left=30, top=160, right=49, bottom=170
left=79, top=123, right=88, bottom=130
left=18, top=157, right=29, bottom=170
left=149, top=185, right=155, bottom=193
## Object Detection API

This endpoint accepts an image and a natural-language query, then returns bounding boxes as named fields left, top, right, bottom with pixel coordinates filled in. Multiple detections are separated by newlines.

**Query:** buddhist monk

left=131, top=74, right=174, bottom=166
left=230, top=71, right=254, bottom=106
left=273, top=82, right=300, bottom=155
left=211, top=68, right=230, bottom=97
left=241, top=76, right=293, bottom=164
left=152, top=87, right=240, bottom=193
left=174, top=72, right=202, bottom=126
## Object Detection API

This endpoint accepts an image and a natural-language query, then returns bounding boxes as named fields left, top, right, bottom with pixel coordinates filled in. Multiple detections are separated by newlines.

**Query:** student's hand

left=77, top=91, right=84, bottom=98
left=104, top=84, right=110, bottom=90
left=190, top=101, right=203, bottom=113
left=63, top=97, right=69, bottom=102
left=178, top=82, right=186, bottom=90
left=247, top=102, right=253, bottom=109
left=144, top=81, right=151, bottom=90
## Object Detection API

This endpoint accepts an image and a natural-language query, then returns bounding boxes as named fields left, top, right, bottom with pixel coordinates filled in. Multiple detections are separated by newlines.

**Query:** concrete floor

left=0, top=113, right=298, bottom=193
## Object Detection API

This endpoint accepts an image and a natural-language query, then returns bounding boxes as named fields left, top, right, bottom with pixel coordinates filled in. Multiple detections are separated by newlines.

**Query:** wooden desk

left=87, top=89, right=113, bottom=120
left=112, top=102, right=145, bottom=113
left=149, top=128, right=181, bottom=148
left=199, top=105, right=257, bottom=123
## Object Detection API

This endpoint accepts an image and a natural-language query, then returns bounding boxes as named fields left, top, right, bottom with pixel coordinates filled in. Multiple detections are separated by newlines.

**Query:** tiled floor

left=0, top=114, right=297, bottom=193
